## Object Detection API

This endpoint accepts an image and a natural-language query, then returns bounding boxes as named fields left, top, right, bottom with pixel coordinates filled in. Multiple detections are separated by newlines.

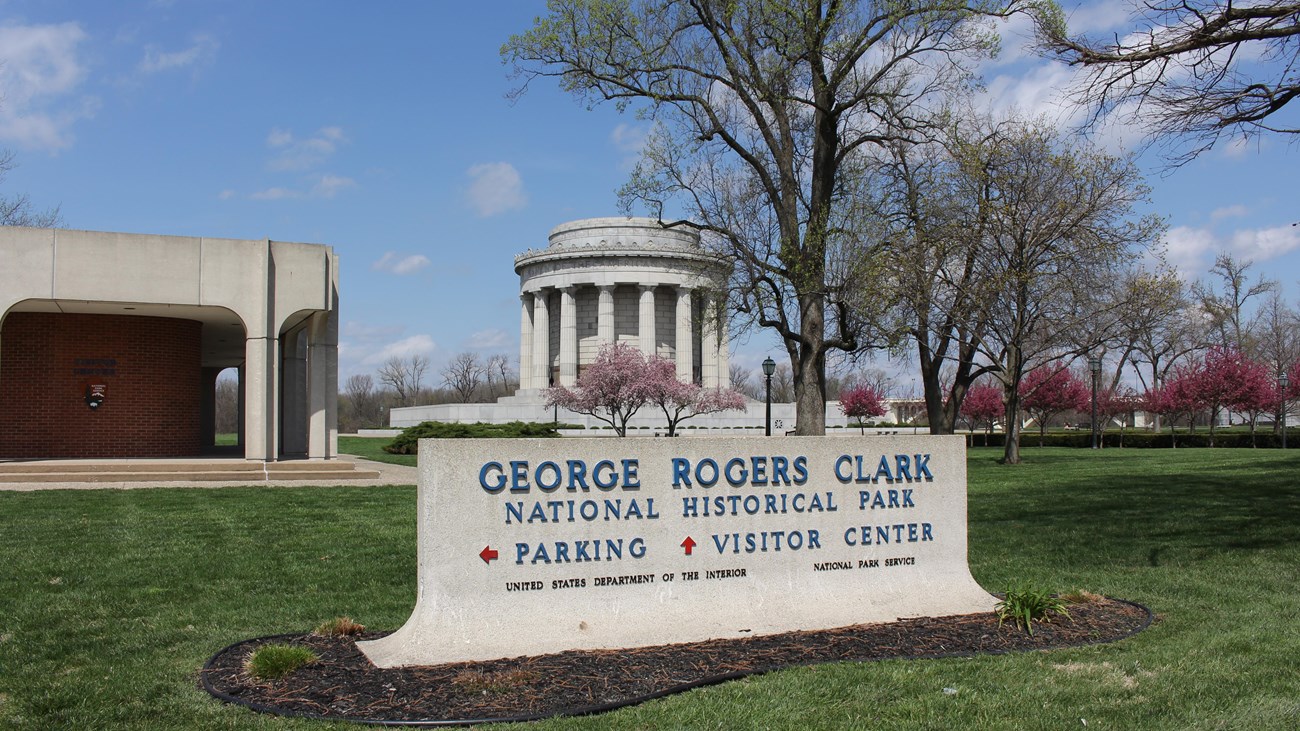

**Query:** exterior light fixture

left=1088, top=356, right=1102, bottom=450
left=762, top=356, right=776, bottom=437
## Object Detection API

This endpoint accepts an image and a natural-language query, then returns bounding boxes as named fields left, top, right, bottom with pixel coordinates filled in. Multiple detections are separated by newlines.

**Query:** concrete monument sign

left=358, top=436, right=995, bottom=667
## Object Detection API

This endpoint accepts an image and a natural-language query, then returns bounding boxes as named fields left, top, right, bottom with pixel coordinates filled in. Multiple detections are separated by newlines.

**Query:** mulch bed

left=201, top=597, right=1151, bottom=726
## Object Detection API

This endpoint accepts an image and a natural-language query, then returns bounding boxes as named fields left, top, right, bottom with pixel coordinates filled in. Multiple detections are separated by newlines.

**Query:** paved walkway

left=0, top=455, right=418, bottom=491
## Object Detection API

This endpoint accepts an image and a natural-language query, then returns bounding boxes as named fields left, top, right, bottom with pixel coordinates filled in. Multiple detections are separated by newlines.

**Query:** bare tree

left=377, top=355, right=429, bottom=407
left=728, top=364, right=757, bottom=399
left=1, top=150, right=62, bottom=227
left=483, top=353, right=515, bottom=399
left=441, top=352, right=485, bottom=403
left=1034, top=0, right=1300, bottom=162
left=1194, top=253, right=1276, bottom=353
left=341, top=373, right=385, bottom=431
left=214, top=375, right=239, bottom=435
left=966, top=120, right=1164, bottom=464
left=505, top=0, right=1020, bottom=434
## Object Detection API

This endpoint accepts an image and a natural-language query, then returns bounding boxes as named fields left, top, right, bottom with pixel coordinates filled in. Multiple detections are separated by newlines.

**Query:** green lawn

left=1, top=448, right=1296, bottom=729
left=337, top=435, right=414, bottom=467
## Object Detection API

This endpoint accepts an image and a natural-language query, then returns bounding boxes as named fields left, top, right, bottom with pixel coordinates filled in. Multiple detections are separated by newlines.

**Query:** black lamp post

left=1088, top=355, right=1101, bottom=450
left=762, top=356, right=776, bottom=437
left=1280, top=371, right=1289, bottom=450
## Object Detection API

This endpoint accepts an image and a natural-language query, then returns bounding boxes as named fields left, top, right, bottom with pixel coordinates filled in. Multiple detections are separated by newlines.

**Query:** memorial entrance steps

left=0, top=458, right=383, bottom=484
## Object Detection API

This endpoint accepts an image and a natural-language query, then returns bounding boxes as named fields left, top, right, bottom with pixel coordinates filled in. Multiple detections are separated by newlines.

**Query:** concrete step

left=0, top=460, right=383, bottom=483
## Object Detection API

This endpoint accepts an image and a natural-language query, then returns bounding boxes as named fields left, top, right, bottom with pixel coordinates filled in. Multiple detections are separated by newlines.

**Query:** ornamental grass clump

left=244, top=644, right=318, bottom=681
left=996, top=585, right=1071, bottom=636
left=314, top=616, right=365, bottom=637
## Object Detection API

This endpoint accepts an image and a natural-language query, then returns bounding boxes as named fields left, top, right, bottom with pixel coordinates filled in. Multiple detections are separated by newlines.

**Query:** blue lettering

left=915, top=453, right=933, bottom=480
left=510, top=461, right=530, bottom=492
left=568, top=460, right=589, bottom=490
left=621, top=459, right=640, bottom=489
left=834, top=455, right=853, bottom=483
left=696, top=458, right=719, bottom=487
left=536, top=461, right=562, bottom=492
left=671, top=457, right=691, bottom=487
left=792, top=456, right=808, bottom=484
left=724, top=457, right=747, bottom=486
left=593, top=460, right=618, bottom=489
left=480, top=462, right=506, bottom=493
left=771, top=456, right=790, bottom=485
left=750, top=456, right=768, bottom=485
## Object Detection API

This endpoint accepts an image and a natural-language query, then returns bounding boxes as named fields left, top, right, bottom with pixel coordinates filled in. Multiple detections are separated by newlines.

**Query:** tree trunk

left=1002, top=388, right=1023, bottom=464
left=792, top=294, right=828, bottom=435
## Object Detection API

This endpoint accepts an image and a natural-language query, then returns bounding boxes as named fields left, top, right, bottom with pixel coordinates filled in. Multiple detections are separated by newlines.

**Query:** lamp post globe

left=762, top=356, right=776, bottom=437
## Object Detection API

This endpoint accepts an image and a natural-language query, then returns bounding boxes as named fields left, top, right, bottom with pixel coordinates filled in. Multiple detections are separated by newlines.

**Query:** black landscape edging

left=199, top=597, right=1154, bottom=727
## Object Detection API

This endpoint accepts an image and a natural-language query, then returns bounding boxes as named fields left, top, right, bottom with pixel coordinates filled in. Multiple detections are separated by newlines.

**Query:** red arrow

left=681, top=536, right=697, bottom=555
left=479, top=545, right=499, bottom=564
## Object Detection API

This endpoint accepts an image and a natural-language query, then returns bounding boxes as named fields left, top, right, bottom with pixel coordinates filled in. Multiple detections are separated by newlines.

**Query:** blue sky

left=1, top=1, right=1296, bottom=392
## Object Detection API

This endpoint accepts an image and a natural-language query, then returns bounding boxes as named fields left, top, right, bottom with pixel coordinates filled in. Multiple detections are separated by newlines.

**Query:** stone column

left=701, top=294, right=720, bottom=388
left=244, top=336, right=277, bottom=461
left=675, top=286, right=694, bottom=382
left=559, top=286, right=578, bottom=386
left=307, top=308, right=339, bottom=460
left=716, top=305, right=729, bottom=390
left=519, top=294, right=534, bottom=390
left=532, top=291, right=551, bottom=388
left=638, top=284, right=657, bottom=357
left=597, top=285, right=615, bottom=346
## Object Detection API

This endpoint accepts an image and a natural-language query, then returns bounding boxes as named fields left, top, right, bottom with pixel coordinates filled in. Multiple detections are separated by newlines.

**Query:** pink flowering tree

left=1222, top=356, right=1277, bottom=446
left=1157, top=362, right=1208, bottom=446
left=1096, top=387, right=1139, bottom=447
left=642, top=356, right=747, bottom=436
left=839, top=384, right=888, bottom=434
left=1020, top=365, right=1089, bottom=446
left=1193, top=347, right=1272, bottom=446
left=960, top=383, right=1003, bottom=446
left=544, top=342, right=651, bottom=437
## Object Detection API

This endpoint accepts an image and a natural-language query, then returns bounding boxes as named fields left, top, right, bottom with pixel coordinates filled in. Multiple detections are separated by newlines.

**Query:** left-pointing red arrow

left=479, top=546, right=499, bottom=564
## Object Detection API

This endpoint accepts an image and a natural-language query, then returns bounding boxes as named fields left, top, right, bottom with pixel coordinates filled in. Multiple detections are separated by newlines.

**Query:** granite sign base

left=358, top=436, right=995, bottom=668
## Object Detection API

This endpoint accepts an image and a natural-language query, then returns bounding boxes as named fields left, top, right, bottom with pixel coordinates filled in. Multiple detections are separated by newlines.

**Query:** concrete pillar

left=519, top=294, right=534, bottom=390
left=701, top=294, right=720, bottom=388
left=675, top=286, right=694, bottom=382
left=244, top=336, right=277, bottom=461
left=597, top=285, right=615, bottom=346
left=307, top=308, right=338, bottom=460
left=716, top=303, right=729, bottom=389
left=638, top=284, right=657, bottom=357
left=532, top=291, right=551, bottom=387
left=559, top=286, right=578, bottom=386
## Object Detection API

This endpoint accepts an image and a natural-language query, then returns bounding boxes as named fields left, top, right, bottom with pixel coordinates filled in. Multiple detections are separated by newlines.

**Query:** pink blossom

left=839, top=384, right=888, bottom=434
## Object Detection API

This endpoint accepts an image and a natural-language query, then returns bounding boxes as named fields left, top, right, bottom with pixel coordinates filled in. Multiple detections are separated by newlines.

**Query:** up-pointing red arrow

left=479, top=545, right=499, bottom=564
left=681, top=536, right=697, bottom=555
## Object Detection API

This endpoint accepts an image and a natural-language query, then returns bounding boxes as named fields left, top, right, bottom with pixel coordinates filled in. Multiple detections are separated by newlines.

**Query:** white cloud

left=1161, top=225, right=1217, bottom=275
left=138, top=33, right=218, bottom=73
left=1159, top=222, right=1300, bottom=280
left=372, top=252, right=431, bottom=275
left=1210, top=204, right=1248, bottom=222
left=359, top=334, right=437, bottom=366
left=0, top=22, right=92, bottom=150
left=266, top=126, right=348, bottom=171
left=250, top=186, right=300, bottom=200
left=311, top=173, right=356, bottom=198
left=466, top=162, right=527, bottom=217
left=245, top=173, right=355, bottom=200
left=466, top=329, right=508, bottom=349
left=610, top=123, right=649, bottom=169
left=1229, top=225, right=1300, bottom=262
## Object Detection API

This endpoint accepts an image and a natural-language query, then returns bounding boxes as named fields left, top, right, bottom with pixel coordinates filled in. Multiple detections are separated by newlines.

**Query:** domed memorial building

left=389, top=217, right=741, bottom=429
left=516, top=217, right=731, bottom=390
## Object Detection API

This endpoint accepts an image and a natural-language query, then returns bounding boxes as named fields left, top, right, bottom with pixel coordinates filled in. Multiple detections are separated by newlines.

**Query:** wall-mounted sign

left=84, top=383, right=107, bottom=410
left=72, top=357, right=118, bottom=377
left=358, top=436, right=994, bottom=668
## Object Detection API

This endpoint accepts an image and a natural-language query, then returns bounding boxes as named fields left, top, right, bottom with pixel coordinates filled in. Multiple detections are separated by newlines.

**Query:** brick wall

left=0, top=312, right=203, bottom=458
